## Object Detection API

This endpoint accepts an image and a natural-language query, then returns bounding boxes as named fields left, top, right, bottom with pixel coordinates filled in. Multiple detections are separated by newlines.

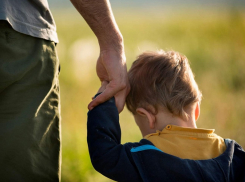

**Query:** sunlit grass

left=52, top=7, right=245, bottom=182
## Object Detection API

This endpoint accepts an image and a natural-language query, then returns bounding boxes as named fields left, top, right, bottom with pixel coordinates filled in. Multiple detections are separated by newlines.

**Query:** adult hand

left=70, top=0, right=129, bottom=112
left=96, top=80, right=108, bottom=94
left=88, top=49, right=130, bottom=113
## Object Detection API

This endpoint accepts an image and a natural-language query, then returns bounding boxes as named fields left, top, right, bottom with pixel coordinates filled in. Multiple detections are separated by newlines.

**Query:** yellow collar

left=144, top=125, right=215, bottom=138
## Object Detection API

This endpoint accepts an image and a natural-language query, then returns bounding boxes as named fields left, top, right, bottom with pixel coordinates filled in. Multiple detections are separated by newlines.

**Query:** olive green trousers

left=0, top=21, right=61, bottom=181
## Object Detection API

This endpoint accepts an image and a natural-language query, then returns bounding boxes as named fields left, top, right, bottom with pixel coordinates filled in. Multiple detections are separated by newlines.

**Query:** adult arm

left=70, top=0, right=130, bottom=112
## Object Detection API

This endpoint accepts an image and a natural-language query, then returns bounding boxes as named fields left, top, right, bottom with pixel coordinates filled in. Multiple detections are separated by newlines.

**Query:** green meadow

left=52, top=7, right=245, bottom=182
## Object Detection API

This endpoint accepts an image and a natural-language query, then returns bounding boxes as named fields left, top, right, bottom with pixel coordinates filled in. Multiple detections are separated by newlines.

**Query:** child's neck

left=155, top=109, right=197, bottom=131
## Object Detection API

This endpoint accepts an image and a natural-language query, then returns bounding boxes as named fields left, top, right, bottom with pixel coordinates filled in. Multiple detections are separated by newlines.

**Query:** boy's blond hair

left=126, top=50, right=202, bottom=119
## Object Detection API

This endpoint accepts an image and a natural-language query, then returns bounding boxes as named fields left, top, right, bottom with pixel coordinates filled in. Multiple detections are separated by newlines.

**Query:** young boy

left=87, top=50, right=245, bottom=182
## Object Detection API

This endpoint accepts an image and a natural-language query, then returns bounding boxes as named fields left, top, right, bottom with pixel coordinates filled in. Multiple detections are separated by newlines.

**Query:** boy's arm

left=87, top=95, right=142, bottom=182
left=70, top=0, right=129, bottom=113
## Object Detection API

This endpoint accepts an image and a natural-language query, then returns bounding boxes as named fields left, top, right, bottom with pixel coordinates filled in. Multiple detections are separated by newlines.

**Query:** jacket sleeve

left=87, top=97, right=142, bottom=182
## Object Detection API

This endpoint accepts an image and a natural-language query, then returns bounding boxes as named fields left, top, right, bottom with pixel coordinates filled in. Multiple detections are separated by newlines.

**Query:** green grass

left=52, top=7, right=245, bottom=182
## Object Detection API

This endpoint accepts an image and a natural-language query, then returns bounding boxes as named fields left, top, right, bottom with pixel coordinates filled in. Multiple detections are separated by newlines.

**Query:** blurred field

left=52, top=6, right=245, bottom=182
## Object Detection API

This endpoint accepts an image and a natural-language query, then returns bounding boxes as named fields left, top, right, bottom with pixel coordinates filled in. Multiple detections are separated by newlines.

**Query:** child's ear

left=195, top=102, right=200, bottom=121
left=136, top=108, right=156, bottom=129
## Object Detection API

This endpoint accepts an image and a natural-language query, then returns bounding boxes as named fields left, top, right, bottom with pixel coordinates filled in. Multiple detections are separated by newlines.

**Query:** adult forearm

left=71, top=0, right=129, bottom=112
left=70, top=0, right=123, bottom=51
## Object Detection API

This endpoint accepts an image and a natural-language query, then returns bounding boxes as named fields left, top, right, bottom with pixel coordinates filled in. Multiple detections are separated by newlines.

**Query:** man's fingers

left=88, top=85, right=121, bottom=110
left=114, top=85, right=130, bottom=113
left=114, top=95, right=126, bottom=113
left=97, top=81, right=108, bottom=94
left=89, top=81, right=129, bottom=112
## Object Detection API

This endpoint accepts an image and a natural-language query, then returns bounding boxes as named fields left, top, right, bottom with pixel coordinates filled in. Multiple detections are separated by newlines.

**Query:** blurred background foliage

left=49, top=1, right=245, bottom=181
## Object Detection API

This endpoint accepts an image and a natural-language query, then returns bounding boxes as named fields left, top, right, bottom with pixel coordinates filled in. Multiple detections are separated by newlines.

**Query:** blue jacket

left=87, top=97, right=245, bottom=182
